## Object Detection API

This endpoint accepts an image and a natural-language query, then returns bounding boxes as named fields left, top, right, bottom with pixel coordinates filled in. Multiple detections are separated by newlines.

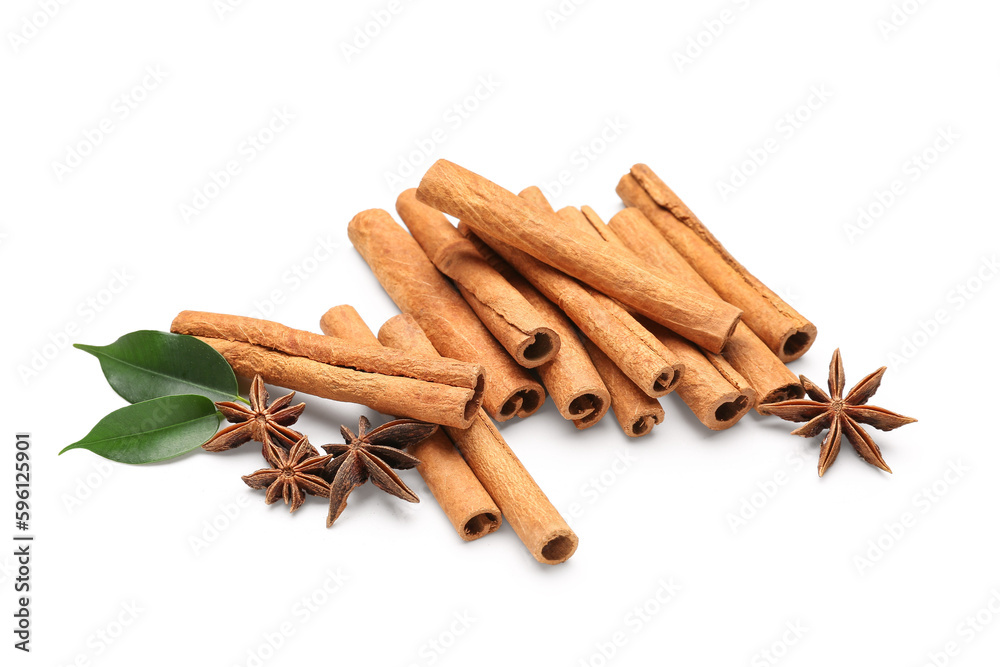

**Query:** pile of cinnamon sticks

left=171, top=161, right=816, bottom=565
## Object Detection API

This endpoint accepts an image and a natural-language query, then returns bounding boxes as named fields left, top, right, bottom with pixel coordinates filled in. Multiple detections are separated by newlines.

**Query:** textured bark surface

left=173, top=310, right=483, bottom=392
left=378, top=314, right=578, bottom=565
left=396, top=189, right=559, bottom=369
left=191, top=337, right=480, bottom=429
left=464, top=228, right=610, bottom=429
left=171, top=311, right=484, bottom=428
left=646, top=321, right=755, bottom=430
left=319, top=305, right=381, bottom=346
left=416, top=159, right=741, bottom=353
left=617, top=165, right=817, bottom=362
left=607, top=207, right=805, bottom=408
left=319, top=305, right=501, bottom=541
left=459, top=222, right=682, bottom=399
left=581, top=337, right=664, bottom=437
left=562, top=206, right=755, bottom=430
left=347, top=208, right=545, bottom=422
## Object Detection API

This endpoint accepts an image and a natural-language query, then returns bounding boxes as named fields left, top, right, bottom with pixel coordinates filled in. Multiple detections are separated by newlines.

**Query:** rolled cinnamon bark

left=416, top=159, right=741, bottom=353
left=457, top=222, right=682, bottom=399
left=170, top=311, right=483, bottom=428
left=347, top=209, right=545, bottom=422
left=581, top=338, right=664, bottom=437
left=559, top=206, right=754, bottom=430
left=608, top=208, right=804, bottom=408
left=319, top=305, right=381, bottom=346
left=617, top=164, right=817, bottom=362
left=549, top=217, right=684, bottom=401
left=395, top=189, right=560, bottom=369
left=462, top=230, right=610, bottom=429
left=520, top=190, right=660, bottom=438
left=319, top=305, right=501, bottom=541
left=646, top=321, right=755, bottom=429
left=518, top=184, right=553, bottom=210
left=378, top=314, right=578, bottom=565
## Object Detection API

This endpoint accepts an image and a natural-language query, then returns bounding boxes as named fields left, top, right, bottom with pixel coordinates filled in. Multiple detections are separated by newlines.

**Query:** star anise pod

left=323, top=416, right=437, bottom=527
left=202, top=375, right=308, bottom=463
left=241, top=436, right=332, bottom=513
left=759, top=349, right=916, bottom=476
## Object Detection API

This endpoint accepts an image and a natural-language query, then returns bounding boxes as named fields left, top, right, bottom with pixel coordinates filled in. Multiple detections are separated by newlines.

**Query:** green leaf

left=75, top=330, right=241, bottom=404
left=60, top=395, right=223, bottom=464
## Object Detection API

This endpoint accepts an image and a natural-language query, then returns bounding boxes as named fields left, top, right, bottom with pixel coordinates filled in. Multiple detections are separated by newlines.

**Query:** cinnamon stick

left=617, top=164, right=817, bottom=362
left=378, top=314, right=578, bottom=564
left=560, top=205, right=755, bottom=430
left=347, top=209, right=545, bottom=422
left=582, top=338, right=664, bottom=437
left=319, top=305, right=382, bottom=346
left=607, top=207, right=805, bottom=408
left=457, top=222, right=682, bottom=398
left=520, top=190, right=662, bottom=436
left=462, top=230, right=610, bottom=429
left=415, top=159, right=741, bottom=353
left=645, top=320, right=755, bottom=429
left=319, top=305, right=501, bottom=541
left=170, top=311, right=484, bottom=428
left=518, top=185, right=554, bottom=211
left=395, top=189, right=560, bottom=369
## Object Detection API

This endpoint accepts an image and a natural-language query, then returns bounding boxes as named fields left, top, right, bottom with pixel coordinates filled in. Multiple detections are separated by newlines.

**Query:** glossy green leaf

left=75, top=330, right=240, bottom=404
left=60, top=395, right=222, bottom=464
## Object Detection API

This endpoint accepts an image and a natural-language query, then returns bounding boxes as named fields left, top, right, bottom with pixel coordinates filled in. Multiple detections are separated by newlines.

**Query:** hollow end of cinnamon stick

left=516, top=328, right=559, bottom=366
left=629, top=415, right=659, bottom=438
left=653, top=368, right=681, bottom=396
left=703, top=390, right=755, bottom=430
left=497, top=386, right=543, bottom=420
left=623, top=361, right=682, bottom=399
left=777, top=324, right=818, bottom=363
left=567, top=392, right=606, bottom=429
left=464, top=375, right=487, bottom=422
left=463, top=511, right=502, bottom=540
left=538, top=531, right=579, bottom=564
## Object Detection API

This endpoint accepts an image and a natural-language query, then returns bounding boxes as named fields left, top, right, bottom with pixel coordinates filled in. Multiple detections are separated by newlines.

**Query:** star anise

left=759, top=349, right=916, bottom=476
left=323, top=416, right=437, bottom=527
left=241, top=436, right=332, bottom=513
left=203, top=375, right=307, bottom=463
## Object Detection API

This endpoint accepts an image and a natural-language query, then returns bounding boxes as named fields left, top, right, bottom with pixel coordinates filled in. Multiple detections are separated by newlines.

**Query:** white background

left=3, top=1, right=999, bottom=665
